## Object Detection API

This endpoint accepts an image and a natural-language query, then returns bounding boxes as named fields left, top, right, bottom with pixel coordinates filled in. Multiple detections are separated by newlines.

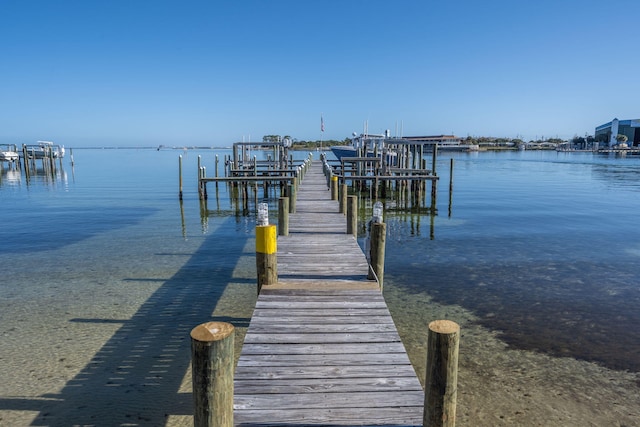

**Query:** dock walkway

left=234, top=161, right=424, bottom=426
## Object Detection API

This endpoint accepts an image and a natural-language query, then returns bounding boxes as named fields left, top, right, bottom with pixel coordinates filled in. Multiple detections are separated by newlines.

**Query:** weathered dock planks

left=233, top=160, right=424, bottom=426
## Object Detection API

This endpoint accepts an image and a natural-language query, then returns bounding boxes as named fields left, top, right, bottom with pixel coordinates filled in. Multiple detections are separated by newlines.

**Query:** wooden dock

left=233, top=160, right=425, bottom=426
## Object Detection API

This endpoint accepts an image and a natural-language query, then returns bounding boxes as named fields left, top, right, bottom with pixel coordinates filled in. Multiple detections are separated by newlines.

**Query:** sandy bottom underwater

left=1, top=241, right=639, bottom=427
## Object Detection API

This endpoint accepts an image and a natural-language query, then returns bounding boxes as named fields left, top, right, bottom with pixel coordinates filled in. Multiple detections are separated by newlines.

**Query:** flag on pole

left=321, top=114, right=324, bottom=132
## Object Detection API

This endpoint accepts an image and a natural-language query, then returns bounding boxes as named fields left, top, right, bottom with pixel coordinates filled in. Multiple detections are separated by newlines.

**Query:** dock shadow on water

left=16, top=216, right=255, bottom=426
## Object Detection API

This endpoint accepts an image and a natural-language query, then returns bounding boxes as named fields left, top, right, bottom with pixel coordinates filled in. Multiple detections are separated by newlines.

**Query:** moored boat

left=331, top=130, right=397, bottom=162
left=20, top=141, right=65, bottom=159
left=0, top=144, right=19, bottom=162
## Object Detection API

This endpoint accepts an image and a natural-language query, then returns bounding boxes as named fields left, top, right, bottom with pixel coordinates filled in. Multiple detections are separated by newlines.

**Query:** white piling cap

left=257, top=203, right=269, bottom=226
left=373, top=201, right=383, bottom=223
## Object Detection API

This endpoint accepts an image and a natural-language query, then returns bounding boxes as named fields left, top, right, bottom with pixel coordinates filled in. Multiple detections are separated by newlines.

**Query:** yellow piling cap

left=256, top=225, right=277, bottom=254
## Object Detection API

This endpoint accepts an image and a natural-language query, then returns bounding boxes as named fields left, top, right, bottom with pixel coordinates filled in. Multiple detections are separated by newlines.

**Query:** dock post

left=190, top=322, right=235, bottom=427
left=288, top=182, right=296, bottom=213
left=367, top=202, right=386, bottom=287
left=432, top=143, right=438, bottom=175
left=431, top=179, right=437, bottom=213
left=256, top=204, right=277, bottom=294
left=331, top=175, right=338, bottom=200
left=198, top=155, right=204, bottom=200
left=201, top=167, right=208, bottom=200
left=423, top=320, right=460, bottom=427
left=178, top=155, right=183, bottom=200
left=278, top=197, right=289, bottom=236
left=448, top=158, right=454, bottom=217
left=339, top=182, right=348, bottom=214
left=368, top=222, right=386, bottom=288
left=347, top=195, right=357, bottom=236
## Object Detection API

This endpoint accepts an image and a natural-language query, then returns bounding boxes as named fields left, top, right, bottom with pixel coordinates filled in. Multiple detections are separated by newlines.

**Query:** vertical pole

left=190, top=322, right=235, bottom=427
left=202, top=167, right=208, bottom=200
left=22, top=145, right=29, bottom=179
left=288, top=182, right=296, bottom=213
left=233, top=143, right=238, bottom=170
left=256, top=224, right=277, bottom=294
left=448, top=158, right=454, bottom=217
left=347, top=195, right=357, bottom=236
left=367, top=222, right=386, bottom=289
left=424, top=320, right=460, bottom=427
left=278, top=197, right=289, bottom=236
left=431, top=179, right=437, bottom=214
left=198, top=155, right=203, bottom=200
left=432, top=143, right=438, bottom=175
left=331, top=175, right=338, bottom=200
left=178, top=155, right=183, bottom=200
left=339, top=183, right=347, bottom=214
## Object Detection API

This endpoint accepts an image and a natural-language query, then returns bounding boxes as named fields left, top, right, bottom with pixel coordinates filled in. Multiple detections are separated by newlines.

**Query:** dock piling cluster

left=189, top=143, right=460, bottom=425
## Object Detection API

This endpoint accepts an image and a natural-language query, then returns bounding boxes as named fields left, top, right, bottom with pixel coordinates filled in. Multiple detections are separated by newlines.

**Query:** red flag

left=321, top=115, right=324, bottom=132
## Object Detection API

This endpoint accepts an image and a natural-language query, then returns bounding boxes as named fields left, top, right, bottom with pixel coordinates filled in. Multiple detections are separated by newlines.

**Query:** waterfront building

left=595, top=118, right=640, bottom=147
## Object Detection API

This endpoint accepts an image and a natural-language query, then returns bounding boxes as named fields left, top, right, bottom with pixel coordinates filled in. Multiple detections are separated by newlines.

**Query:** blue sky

left=1, top=0, right=638, bottom=147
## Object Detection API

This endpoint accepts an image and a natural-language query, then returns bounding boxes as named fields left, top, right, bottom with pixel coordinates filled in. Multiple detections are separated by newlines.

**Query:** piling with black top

left=190, top=321, right=235, bottom=427
left=423, top=319, right=460, bottom=427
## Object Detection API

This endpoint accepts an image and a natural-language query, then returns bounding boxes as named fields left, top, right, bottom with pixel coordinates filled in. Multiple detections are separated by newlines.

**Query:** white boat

left=0, top=144, right=19, bottom=162
left=21, top=141, right=65, bottom=159
left=331, top=130, right=397, bottom=161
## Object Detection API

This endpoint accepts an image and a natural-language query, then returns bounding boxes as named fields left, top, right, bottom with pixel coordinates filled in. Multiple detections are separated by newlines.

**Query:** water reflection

left=591, top=162, right=640, bottom=191
left=0, top=158, right=71, bottom=188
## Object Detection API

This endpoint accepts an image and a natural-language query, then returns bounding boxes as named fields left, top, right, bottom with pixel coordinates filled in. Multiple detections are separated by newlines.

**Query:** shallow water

left=379, top=151, right=640, bottom=373
left=1, top=147, right=639, bottom=425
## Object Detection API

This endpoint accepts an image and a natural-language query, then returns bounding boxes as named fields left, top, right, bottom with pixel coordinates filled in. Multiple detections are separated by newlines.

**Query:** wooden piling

left=367, top=222, right=386, bottom=288
left=424, top=320, right=460, bottom=427
left=201, top=167, right=208, bottom=200
left=339, top=183, right=347, bottom=214
left=278, top=197, right=289, bottom=236
left=256, top=224, right=277, bottom=294
left=288, top=183, right=296, bottom=213
left=190, top=321, right=235, bottom=427
left=198, top=156, right=204, bottom=200
left=347, top=195, right=357, bottom=236
left=449, top=158, right=454, bottom=217
left=331, top=175, right=338, bottom=200
left=178, top=155, right=183, bottom=200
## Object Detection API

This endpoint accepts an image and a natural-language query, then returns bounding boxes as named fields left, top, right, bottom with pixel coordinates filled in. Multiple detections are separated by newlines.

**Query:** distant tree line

left=266, top=133, right=626, bottom=149
left=262, top=135, right=351, bottom=149
left=570, top=135, right=597, bottom=146
left=465, top=136, right=570, bottom=145
left=576, top=133, right=628, bottom=145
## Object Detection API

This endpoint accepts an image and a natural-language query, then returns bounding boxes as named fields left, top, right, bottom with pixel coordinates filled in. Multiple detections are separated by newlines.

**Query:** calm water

left=1, top=147, right=639, bottom=378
